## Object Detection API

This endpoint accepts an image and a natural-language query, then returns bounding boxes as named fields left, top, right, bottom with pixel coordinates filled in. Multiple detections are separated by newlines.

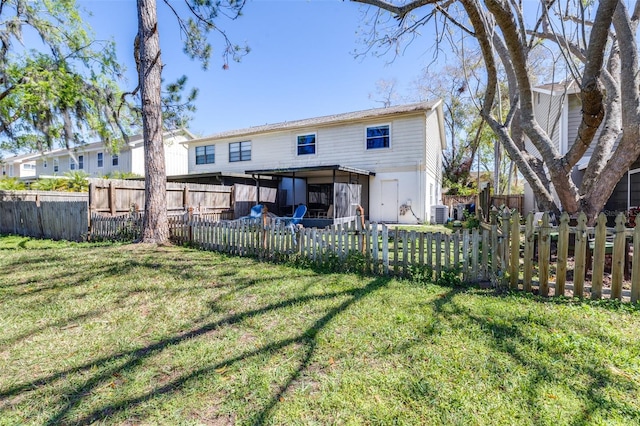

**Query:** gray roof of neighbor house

left=188, top=100, right=442, bottom=142
left=1, top=151, right=40, bottom=164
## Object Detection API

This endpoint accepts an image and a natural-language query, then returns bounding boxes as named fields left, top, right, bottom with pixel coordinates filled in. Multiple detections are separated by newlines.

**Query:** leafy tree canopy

left=0, top=0, right=134, bottom=156
left=353, top=0, right=640, bottom=222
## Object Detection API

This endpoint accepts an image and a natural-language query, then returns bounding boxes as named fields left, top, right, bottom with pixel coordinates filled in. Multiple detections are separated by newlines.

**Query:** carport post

left=252, top=174, right=261, bottom=204
left=292, top=172, right=296, bottom=215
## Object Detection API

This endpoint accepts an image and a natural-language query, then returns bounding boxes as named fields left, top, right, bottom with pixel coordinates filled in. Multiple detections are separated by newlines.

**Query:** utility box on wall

left=430, top=205, right=448, bottom=224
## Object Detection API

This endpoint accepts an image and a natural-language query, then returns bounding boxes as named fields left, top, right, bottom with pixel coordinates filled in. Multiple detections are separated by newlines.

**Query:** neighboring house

left=4, top=129, right=193, bottom=181
left=1, top=152, right=38, bottom=179
left=524, top=82, right=640, bottom=215
left=183, top=101, right=446, bottom=224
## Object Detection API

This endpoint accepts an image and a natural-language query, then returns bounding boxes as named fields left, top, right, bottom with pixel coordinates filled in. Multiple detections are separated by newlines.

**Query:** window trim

left=229, top=141, right=251, bottom=162
left=195, top=144, right=215, bottom=165
left=97, top=152, right=103, bottom=168
left=296, top=133, right=317, bottom=156
left=365, top=124, right=391, bottom=150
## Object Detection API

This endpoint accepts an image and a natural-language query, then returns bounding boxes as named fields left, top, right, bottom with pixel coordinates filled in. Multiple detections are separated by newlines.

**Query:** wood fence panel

left=591, top=213, right=608, bottom=300
left=523, top=214, right=534, bottom=292
left=538, top=213, right=551, bottom=297
left=556, top=213, right=570, bottom=297
left=473, top=228, right=481, bottom=280
left=632, top=225, right=640, bottom=303
left=610, top=214, right=626, bottom=300
left=435, top=233, right=442, bottom=279
left=501, top=210, right=510, bottom=273
left=88, top=179, right=232, bottom=216
left=509, top=211, right=520, bottom=289
left=474, top=228, right=491, bottom=280
left=573, top=214, right=588, bottom=298
left=462, top=229, right=470, bottom=282
left=0, top=200, right=87, bottom=241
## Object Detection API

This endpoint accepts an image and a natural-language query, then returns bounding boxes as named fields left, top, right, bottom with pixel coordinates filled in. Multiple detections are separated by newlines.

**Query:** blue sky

left=78, top=0, right=437, bottom=137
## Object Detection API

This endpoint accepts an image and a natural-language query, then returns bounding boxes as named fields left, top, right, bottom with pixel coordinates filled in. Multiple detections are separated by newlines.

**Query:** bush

left=0, top=177, right=26, bottom=190
left=463, top=210, right=480, bottom=229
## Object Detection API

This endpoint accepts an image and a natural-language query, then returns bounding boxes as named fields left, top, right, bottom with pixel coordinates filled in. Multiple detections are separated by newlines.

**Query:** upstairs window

left=195, top=145, right=215, bottom=164
left=366, top=125, right=390, bottom=150
left=229, top=141, right=251, bottom=162
left=297, top=134, right=316, bottom=155
left=112, top=154, right=119, bottom=166
left=97, top=152, right=103, bottom=168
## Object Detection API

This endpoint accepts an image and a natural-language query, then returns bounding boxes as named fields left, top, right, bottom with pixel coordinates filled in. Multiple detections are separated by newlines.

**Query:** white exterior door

left=380, top=179, right=398, bottom=222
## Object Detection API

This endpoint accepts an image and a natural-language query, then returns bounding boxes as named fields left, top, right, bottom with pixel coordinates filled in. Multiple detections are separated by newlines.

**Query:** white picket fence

left=90, top=211, right=640, bottom=303
left=168, top=216, right=490, bottom=280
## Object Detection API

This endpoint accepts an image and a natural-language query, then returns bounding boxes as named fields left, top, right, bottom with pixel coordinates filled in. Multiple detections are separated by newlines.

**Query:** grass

left=1, top=235, right=639, bottom=425
left=391, top=223, right=452, bottom=234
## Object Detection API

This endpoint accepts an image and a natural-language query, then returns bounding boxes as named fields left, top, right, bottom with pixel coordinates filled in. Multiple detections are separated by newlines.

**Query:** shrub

left=0, top=177, right=26, bottom=190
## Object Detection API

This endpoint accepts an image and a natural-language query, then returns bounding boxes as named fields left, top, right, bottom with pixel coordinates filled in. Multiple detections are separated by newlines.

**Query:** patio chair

left=277, top=204, right=307, bottom=227
left=240, top=204, right=264, bottom=221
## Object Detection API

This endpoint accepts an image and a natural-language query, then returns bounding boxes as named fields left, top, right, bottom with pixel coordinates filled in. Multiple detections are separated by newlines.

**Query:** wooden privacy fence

left=88, top=179, right=233, bottom=216
left=477, top=183, right=524, bottom=220
left=0, top=200, right=88, bottom=241
left=0, top=190, right=88, bottom=202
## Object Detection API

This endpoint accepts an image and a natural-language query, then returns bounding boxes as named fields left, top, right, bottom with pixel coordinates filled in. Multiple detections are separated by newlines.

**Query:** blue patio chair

left=276, top=204, right=307, bottom=231
left=240, top=204, right=264, bottom=221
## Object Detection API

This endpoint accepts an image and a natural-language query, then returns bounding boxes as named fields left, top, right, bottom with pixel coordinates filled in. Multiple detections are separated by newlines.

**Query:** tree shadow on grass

left=0, top=276, right=391, bottom=425
left=416, top=287, right=640, bottom=424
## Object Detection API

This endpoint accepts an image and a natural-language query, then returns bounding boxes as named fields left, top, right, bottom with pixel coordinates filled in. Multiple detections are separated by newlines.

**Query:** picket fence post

left=556, top=212, right=570, bottom=297
left=538, top=212, right=551, bottom=297
left=509, top=211, right=520, bottom=290
left=610, top=213, right=626, bottom=300
left=591, top=213, right=608, bottom=300
left=632, top=224, right=640, bottom=303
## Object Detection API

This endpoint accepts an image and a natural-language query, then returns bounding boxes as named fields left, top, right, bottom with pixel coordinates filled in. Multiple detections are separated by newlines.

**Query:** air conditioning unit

left=430, top=205, right=449, bottom=224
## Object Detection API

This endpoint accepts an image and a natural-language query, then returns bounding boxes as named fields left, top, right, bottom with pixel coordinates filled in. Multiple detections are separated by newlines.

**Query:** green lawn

left=0, top=235, right=639, bottom=425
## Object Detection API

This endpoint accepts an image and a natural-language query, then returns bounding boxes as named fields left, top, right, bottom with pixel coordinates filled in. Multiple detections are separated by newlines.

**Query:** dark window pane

left=230, top=141, right=251, bottom=162
left=366, top=125, right=389, bottom=149
left=196, top=145, right=215, bottom=164
left=297, top=134, right=316, bottom=155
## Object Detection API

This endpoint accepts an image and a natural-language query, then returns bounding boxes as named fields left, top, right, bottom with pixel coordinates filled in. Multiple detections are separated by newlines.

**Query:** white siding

left=130, top=146, right=145, bottom=176
left=528, top=91, right=564, bottom=159
left=164, top=137, right=189, bottom=176
left=187, top=111, right=438, bottom=224
left=370, top=170, right=425, bottom=224
left=566, top=94, right=606, bottom=161
left=188, top=113, right=428, bottom=175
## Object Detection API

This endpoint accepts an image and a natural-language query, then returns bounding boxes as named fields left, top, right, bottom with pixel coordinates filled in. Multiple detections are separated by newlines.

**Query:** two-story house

left=1, top=152, right=38, bottom=179
left=524, top=82, right=640, bottom=215
left=14, top=129, right=193, bottom=180
left=183, top=101, right=446, bottom=224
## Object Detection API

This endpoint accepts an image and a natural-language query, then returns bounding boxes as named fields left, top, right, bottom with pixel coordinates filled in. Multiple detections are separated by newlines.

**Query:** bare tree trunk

left=137, top=0, right=169, bottom=244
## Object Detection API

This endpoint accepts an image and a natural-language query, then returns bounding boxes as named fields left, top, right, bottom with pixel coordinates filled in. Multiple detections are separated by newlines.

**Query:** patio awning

left=245, top=165, right=375, bottom=178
